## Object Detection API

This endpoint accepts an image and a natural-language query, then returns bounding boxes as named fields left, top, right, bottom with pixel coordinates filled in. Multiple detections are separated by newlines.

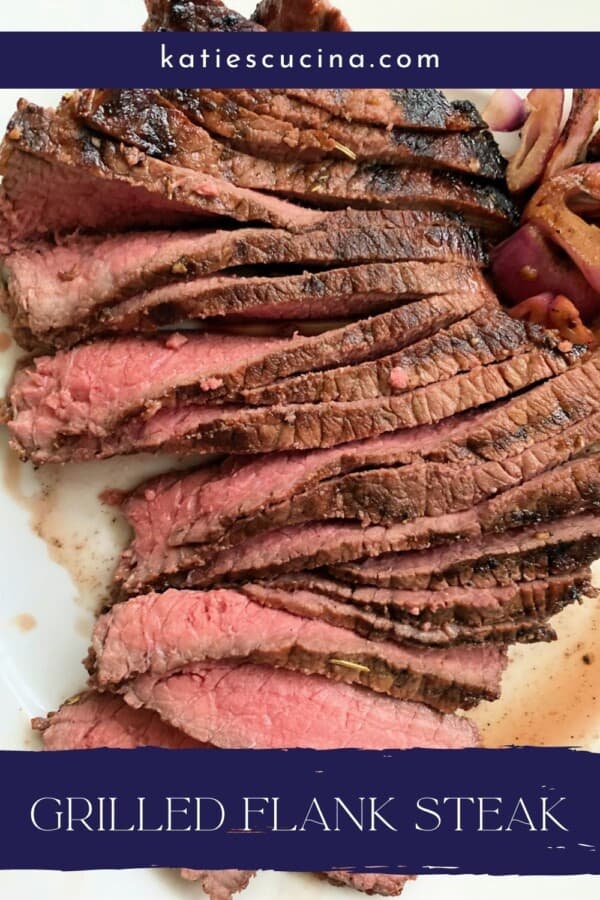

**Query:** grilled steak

left=143, top=0, right=264, bottom=31
left=332, top=513, right=600, bottom=590
left=73, top=90, right=516, bottom=233
left=86, top=88, right=505, bottom=178
left=1, top=213, right=486, bottom=349
left=0, top=100, right=323, bottom=250
left=7, top=294, right=489, bottom=459
left=11, top=339, right=580, bottom=464
left=241, top=308, right=560, bottom=406
left=89, top=588, right=507, bottom=710
left=32, top=691, right=204, bottom=749
left=117, top=454, right=600, bottom=592
left=121, top=661, right=479, bottom=748
left=159, top=355, right=600, bottom=548
left=243, top=570, right=593, bottom=646
left=287, top=89, right=484, bottom=132
left=252, top=0, right=350, bottom=30
left=4, top=256, right=488, bottom=349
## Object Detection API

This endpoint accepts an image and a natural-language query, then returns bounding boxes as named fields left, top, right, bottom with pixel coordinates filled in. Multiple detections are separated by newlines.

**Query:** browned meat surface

left=89, top=587, right=508, bottom=710
left=252, top=0, right=350, bottom=31
left=72, top=90, right=516, bottom=234
left=332, top=513, right=600, bottom=590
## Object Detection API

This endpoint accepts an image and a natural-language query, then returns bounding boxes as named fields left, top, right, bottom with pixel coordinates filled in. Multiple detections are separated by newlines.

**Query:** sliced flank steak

left=121, top=661, right=479, bottom=749
left=320, top=872, right=413, bottom=897
left=240, top=308, right=565, bottom=406
left=180, top=870, right=256, bottom=900
left=243, top=570, right=594, bottom=647
left=160, top=355, right=600, bottom=548
left=113, top=453, right=600, bottom=595
left=88, top=587, right=508, bottom=710
left=1, top=212, right=486, bottom=349
left=73, top=90, right=516, bottom=234
left=5, top=291, right=492, bottom=461
left=0, top=100, right=323, bottom=251
left=3, top=257, right=489, bottom=350
left=331, top=513, right=600, bottom=590
left=85, top=87, right=504, bottom=178
left=9, top=336, right=582, bottom=465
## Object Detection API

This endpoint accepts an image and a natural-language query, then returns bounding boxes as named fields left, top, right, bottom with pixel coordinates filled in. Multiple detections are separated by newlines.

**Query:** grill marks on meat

left=243, top=570, right=593, bottom=647
left=121, top=661, right=479, bottom=749
left=252, top=0, right=351, bottom=31
left=7, top=292, right=490, bottom=461
left=88, top=87, right=505, bottom=178
left=6, top=258, right=489, bottom=350
left=89, top=588, right=508, bottom=710
left=0, top=100, right=323, bottom=249
left=20, top=335, right=581, bottom=465
left=287, top=89, right=485, bottom=132
left=72, top=91, right=516, bottom=234
left=1, top=215, right=487, bottom=351
left=124, top=454, right=600, bottom=591
left=241, top=308, right=555, bottom=406
left=166, top=356, right=600, bottom=548
left=332, top=514, right=600, bottom=590
left=143, top=0, right=264, bottom=31
left=107, top=360, right=600, bottom=597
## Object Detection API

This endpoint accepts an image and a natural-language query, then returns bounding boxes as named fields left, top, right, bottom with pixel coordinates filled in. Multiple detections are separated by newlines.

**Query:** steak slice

left=241, top=308, right=554, bottom=406
left=252, top=0, right=351, bottom=30
left=1, top=214, right=486, bottom=350
left=181, top=413, right=600, bottom=542
left=0, top=100, right=321, bottom=251
left=95, top=87, right=505, bottom=177
left=243, top=570, right=593, bottom=646
left=74, top=90, right=516, bottom=233
left=20, top=340, right=581, bottom=465
left=122, top=661, right=479, bottom=748
left=7, top=293, right=489, bottom=459
left=332, top=513, right=600, bottom=590
left=32, top=690, right=205, bottom=749
left=287, top=89, right=484, bottom=132
left=5, top=257, right=489, bottom=349
left=165, top=354, right=600, bottom=547
left=89, top=587, right=507, bottom=710
left=131, top=454, right=600, bottom=590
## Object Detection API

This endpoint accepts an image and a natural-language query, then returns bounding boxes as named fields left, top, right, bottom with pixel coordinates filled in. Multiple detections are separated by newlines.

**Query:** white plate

left=1, top=3, right=599, bottom=898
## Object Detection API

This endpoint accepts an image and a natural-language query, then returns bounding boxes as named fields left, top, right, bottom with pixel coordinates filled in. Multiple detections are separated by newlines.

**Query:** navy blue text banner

left=1, top=748, right=599, bottom=873
left=0, top=32, right=598, bottom=87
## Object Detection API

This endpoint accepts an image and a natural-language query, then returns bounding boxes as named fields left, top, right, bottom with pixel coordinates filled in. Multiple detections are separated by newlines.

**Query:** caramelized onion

left=509, top=293, right=594, bottom=345
left=481, top=90, right=527, bottom=132
left=545, top=89, right=600, bottom=179
left=525, top=163, right=600, bottom=296
left=506, top=89, right=564, bottom=193
left=490, top=223, right=600, bottom=320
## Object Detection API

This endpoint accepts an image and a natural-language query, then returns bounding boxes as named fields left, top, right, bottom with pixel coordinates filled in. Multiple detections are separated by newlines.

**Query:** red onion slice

left=545, top=89, right=600, bottom=179
left=481, top=90, right=527, bottom=132
left=490, top=223, right=600, bottom=321
left=525, top=163, right=600, bottom=296
left=506, top=89, right=564, bottom=193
